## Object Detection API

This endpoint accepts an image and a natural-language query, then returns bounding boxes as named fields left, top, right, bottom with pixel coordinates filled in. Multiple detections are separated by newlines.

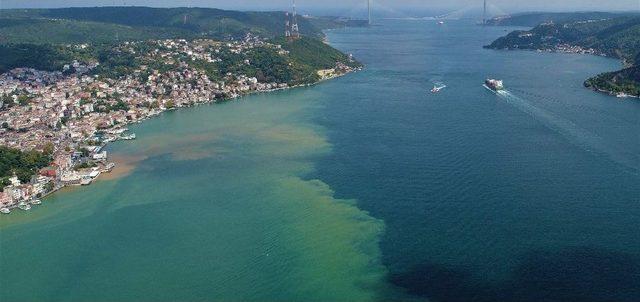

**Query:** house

left=0, top=192, right=13, bottom=206
left=60, top=171, right=81, bottom=185
left=40, top=166, right=57, bottom=178
left=8, top=176, right=20, bottom=186
left=55, top=154, right=72, bottom=171
left=32, top=176, right=52, bottom=196
left=6, top=186, right=24, bottom=201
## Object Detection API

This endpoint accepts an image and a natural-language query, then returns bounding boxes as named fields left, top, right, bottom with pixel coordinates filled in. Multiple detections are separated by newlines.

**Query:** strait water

left=1, top=20, right=640, bottom=302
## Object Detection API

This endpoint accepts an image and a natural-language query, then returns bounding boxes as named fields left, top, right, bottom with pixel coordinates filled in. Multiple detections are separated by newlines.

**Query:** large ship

left=484, top=79, right=504, bottom=91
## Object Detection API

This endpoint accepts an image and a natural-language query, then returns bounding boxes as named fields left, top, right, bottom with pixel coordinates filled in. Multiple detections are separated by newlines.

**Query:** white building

left=93, top=151, right=108, bottom=160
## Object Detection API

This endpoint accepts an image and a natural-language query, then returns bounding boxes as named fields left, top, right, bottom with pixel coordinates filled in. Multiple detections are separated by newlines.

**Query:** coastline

left=487, top=46, right=639, bottom=99
left=2, top=66, right=360, bottom=215
left=81, top=68, right=359, bottom=180
left=97, top=68, right=359, bottom=168
left=588, top=87, right=640, bottom=99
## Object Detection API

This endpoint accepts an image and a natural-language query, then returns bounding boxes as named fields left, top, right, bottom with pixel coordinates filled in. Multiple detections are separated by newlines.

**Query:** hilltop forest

left=0, top=7, right=361, bottom=82
left=486, top=12, right=640, bottom=97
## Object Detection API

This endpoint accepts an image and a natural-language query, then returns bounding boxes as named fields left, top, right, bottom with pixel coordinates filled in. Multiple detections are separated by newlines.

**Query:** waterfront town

left=0, top=36, right=357, bottom=214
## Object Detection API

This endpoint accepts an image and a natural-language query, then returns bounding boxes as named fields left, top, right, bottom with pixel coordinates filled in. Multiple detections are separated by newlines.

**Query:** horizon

left=1, top=1, right=639, bottom=18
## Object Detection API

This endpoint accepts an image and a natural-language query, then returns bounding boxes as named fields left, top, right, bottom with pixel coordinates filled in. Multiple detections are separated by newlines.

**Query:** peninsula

left=485, top=12, right=640, bottom=98
left=0, top=7, right=362, bottom=213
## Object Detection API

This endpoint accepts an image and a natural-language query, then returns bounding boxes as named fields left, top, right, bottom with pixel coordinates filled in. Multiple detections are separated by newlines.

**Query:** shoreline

left=1, top=67, right=360, bottom=215
left=488, top=46, right=639, bottom=99
left=588, top=87, right=640, bottom=99
left=79, top=68, right=359, bottom=181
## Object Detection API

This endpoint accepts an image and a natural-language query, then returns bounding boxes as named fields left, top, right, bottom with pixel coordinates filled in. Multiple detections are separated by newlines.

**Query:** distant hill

left=486, top=12, right=636, bottom=27
left=0, top=6, right=333, bottom=44
left=486, top=16, right=640, bottom=63
left=0, top=18, right=193, bottom=45
left=306, top=16, right=369, bottom=30
left=486, top=14, right=640, bottom=97
left=0, top=44, right=80, bottom=73
left=0, top=7, right=362, bottom=86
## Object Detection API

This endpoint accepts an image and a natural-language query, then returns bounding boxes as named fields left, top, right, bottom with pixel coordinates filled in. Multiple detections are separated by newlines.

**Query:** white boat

left=437, top=21, right=445, bottom=25
left=80, top=177, right=93, bottom=186
left=18, top=202, right=31, bottom=211
left=31, top=199, right=42, bottom=205
left=121, top=133, right=136, bottom=140
left=105, top=162, right=116, bottom=172
left=430, top=83, right=446, bottom=93
left=484, top=79, right=504, bottom=91
left=0, top=207, right=10, bottom=214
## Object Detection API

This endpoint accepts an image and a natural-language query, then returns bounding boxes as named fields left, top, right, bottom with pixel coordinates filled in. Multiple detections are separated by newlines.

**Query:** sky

left=1, top=0, right=639, bottom=16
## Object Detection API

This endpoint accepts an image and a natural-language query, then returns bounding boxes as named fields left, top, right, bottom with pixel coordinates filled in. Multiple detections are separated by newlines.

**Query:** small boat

left=430, top=83, right=447, bottom=93
left=0, top=207, right=10, bottom=214
left=437, top=21, right=445, bottom=25
left=105, top=162, right=116, bottom=172
left=80, top=177, right=93, bottom=186
left=18, top=202, right=31, bottom=211
left=31, top=199, right=42, bottom=205
left=121, top=133, right=136, bottom=140
left=484, top=79, right=504, bottom=91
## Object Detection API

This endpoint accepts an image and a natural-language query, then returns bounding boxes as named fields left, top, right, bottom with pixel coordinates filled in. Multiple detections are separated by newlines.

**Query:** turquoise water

left=2, top=20, right=640, bottom=301
left=0, top=90, right=390, bottom=301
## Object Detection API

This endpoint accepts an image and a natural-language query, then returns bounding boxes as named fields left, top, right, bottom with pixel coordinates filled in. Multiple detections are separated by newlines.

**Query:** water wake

left=494, top=90, right=639, bottom=173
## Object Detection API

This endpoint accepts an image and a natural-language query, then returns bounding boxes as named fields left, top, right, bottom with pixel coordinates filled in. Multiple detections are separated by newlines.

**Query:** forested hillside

left=486, top=12, right=633, bottom=27
left=486, top=14, right=640, bottom=97
left=0, top=146, right=51, bottom=185
left=0, top=7, right=360, bottom=82
left=0, top=7, right=328, bottom=43
left=486, top=16, right=640, bottom=63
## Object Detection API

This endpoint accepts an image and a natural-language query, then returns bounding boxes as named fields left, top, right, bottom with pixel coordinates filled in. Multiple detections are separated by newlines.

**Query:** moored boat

left=18, top=202, right=31, bottom=211
left=80, top=176, right=93, bottom=186
left=105, top=162, right=116, bottom=172
left=121, top=133, right=136, bottom=140
left=1, top=207, right=10, bottom=214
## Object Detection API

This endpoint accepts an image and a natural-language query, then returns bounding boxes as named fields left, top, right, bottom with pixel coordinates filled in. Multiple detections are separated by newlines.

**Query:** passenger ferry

left=484, top=79, right=504, bottom=91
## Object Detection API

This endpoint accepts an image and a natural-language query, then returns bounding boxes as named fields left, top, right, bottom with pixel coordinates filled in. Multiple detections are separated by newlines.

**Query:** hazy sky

left=1, top=0, right=639, bottom=16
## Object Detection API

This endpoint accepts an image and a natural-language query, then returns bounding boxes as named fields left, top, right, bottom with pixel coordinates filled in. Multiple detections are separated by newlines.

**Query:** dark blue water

left=315, top=20, right=640, bottom=301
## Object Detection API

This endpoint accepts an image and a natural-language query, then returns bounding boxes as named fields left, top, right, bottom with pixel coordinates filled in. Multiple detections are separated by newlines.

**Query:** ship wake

left=495, top=90, right=639, bottom=173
